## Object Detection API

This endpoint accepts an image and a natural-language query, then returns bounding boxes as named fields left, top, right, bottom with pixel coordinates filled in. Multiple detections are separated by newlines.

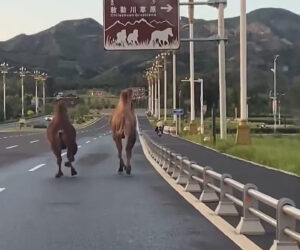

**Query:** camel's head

left=54, top=100, right=68, bottom=115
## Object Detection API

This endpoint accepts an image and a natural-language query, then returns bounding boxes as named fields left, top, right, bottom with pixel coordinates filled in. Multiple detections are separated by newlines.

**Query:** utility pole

left=236, top=0, right=251, bottom=145
left=0, top=62, right=9, bottom=120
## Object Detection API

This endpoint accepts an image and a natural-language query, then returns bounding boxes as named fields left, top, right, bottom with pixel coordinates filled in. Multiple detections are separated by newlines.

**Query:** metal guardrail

left=141, top=133, right=300, bottom=250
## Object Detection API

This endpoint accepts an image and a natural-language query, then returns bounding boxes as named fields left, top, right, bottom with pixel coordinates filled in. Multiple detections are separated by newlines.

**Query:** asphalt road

left=0, top=116, right=48, bottom=130
left=138, top=116, right=300, bottom=249
left=0, top=116, right=239, bottom=250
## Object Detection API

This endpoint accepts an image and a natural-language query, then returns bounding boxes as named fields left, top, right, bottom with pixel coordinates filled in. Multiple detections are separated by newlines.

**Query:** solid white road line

left=30, top=140, right=39, bottom=144
left=61, top=152, right=67, bottom=156
left=85, top=140, right=91, bottom=144
left=0, top=188, right=6, bottom=193
left=6, top=145, right=19, bottom=150
left=29, top=164, right=46, bottom=172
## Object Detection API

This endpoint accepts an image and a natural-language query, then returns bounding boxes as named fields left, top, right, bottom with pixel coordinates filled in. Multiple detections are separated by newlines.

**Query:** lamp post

left=0, top=62, right=9, bottom=120
left=188, top=0, right=195, bottom=123
left=33, top=70, right=41, bottom=114
left=271, top=55, right=279, bottom=133
left=40, top=73, right=48, bottom=114
left=19, top=67, right=27, bottom=118
left=236, top=0, right=251, bottom=145
left=155, top=61, right=163, bottom=120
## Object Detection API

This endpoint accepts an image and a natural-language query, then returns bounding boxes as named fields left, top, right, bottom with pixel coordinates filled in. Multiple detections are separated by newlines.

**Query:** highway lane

left=0, top=118, right=239, bottom=250
left=0, top=116, right=109, bottom=167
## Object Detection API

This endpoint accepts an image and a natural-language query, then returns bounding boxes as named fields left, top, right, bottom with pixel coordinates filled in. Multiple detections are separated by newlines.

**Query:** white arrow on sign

left=161, top=4, right=173, bottom=13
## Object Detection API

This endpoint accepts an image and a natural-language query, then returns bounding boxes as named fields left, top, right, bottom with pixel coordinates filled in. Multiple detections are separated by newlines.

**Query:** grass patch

left=183, top=133, right=300, bottom=175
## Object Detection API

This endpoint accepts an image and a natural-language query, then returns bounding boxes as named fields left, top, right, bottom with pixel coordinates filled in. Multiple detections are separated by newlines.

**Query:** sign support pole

left=173, top=51, right=177, bottom=122
left=151, top=77, right=154, bottom=115
left=154, top=75, right=158, bottom=118
left=164, top=54, right=167, bottom=122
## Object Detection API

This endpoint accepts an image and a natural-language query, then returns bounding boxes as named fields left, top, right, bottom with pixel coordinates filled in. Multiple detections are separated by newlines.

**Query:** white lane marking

left=3, top=137, right=7, bottom=139
left=99, top=136, right=102, bottom=138
left=78, top=145, right=82, bottom=149
left=0, top=188, right=6, bottom=193
left=6, top=145, right=19, bottom=149
left=30, top=140, right=39, bottom=144
left=85, top=140, right=91, bottom=144
left=61, top=152, right=67, bottom=156
left=93, top=137, right=97, bottom=140
left=29, top=164, right=46, bottom=172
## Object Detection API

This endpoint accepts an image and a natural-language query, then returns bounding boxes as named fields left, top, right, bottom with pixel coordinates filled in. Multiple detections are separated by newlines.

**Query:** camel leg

left=67, top=150, right=77, bottom=176
left=125, top=133, right=136, bottom=175
left=52, top=144, right=63, bottom=178
left=114, top=136, right=125, bottom=173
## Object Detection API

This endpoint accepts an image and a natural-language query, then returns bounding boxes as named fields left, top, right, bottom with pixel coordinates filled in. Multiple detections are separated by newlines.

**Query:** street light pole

left=189, top=0, right=195, bottom=122
left=0, top=63, right=9, bottom=120
left=272, top=55, right=279, bottom=133
left=218, top=1, right=227, bottom=139
left=154, top=74, right=158, bottom=118
left=19, top=67, right=27, bottom=118
left=40, top=73, right=48, bottom=114
left=33, top=70, right=41, bottom=114
left=151, top=75, right=154, bottom=115
left=236, top=0, right=251, bottom=145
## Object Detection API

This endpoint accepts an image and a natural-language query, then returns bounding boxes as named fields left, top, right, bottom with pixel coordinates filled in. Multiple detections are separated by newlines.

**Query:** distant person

left=46, top=100, right=78, bottom=178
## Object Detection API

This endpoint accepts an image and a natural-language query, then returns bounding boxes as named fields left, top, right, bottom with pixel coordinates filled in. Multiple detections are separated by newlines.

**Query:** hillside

left=0, top=8, right=300, bottom=115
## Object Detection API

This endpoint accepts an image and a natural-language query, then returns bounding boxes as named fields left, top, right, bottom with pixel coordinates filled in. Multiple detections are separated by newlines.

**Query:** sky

left=1, top=0, right=300, bottom=41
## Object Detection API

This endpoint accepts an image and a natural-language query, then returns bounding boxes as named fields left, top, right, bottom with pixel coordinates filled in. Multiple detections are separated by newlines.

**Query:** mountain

left=0, top=8, right=300, bottom=114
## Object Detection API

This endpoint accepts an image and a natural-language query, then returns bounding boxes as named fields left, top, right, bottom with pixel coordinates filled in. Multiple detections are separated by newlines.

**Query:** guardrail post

left=184, top=161, right=202, bottom=192
left=167, top=152, right=176, bottom=174
left=236, top=183, right=265, bottom=235
left=176, top=156, right=189, bottom=185
left=171, top=154, right=182, bottom=179
left=215, top=174, right=239, bottom=216
left=162, top=149, right=171, bottom=170
left=199, top=167, right=219, bottom=202
left=159, top=146, right=166, bottom=166
left=270, top=198, right=299, bottom=250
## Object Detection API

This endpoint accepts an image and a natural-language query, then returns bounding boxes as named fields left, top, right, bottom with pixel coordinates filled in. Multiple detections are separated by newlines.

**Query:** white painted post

left=189, top=0, right=195, bottom=122
left=240, top=0, right=247, bottom=123
left=3, top=73, right=6, bottom=120
left=164, top=55, right=167, bottom=121
left=218, top=2, right=227, bottom=139
left=158, top=72, right=161, bottom=120
left=200, top=79, right=204, bottom=134
left=43, top=80, right=45, bottom=114
left=154, top=75, right=158, bottom=118
left=35, top=80, right=38, bottom=114
left=173, top=51, right=177, bottom=122
left=21, top=77, right=24, bottom=117
left=151, top=77, right=154, bottom=115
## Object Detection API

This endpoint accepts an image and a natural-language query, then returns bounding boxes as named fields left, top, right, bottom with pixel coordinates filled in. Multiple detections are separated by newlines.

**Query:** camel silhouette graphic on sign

left=151, top=28, right=174, bottom=47
left=116, top=29, right=127, bottom=46
left=127, top=29, right=139, bottom=45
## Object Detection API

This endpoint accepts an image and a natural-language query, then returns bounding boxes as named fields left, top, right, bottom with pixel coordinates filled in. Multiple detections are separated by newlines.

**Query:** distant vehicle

left=44, top=115, right=53, bottom=121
